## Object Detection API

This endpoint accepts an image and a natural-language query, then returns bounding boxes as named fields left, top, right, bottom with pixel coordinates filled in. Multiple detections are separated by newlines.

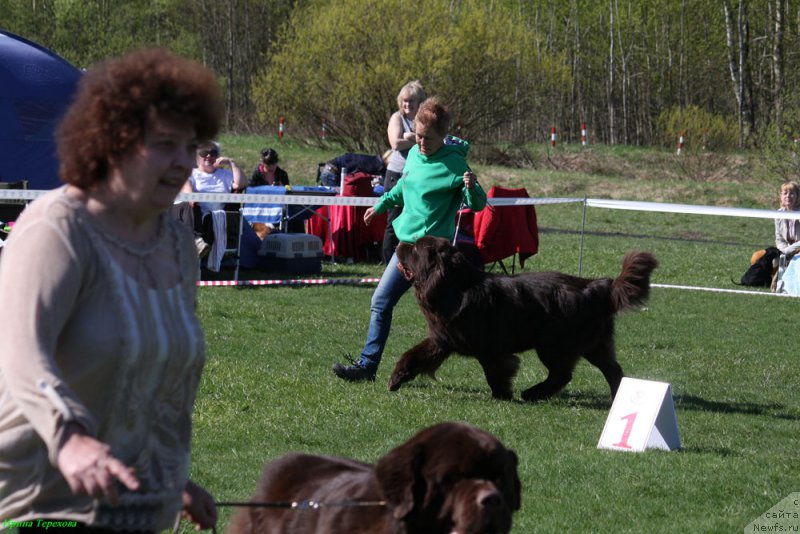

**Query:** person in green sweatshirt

left=333, top=97, right=487, bottom=382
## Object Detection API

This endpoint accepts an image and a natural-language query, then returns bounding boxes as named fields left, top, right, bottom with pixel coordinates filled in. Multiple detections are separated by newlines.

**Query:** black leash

left=201, top=499, right=389, bottom=534
left=215, top=499, right=388, bottom=510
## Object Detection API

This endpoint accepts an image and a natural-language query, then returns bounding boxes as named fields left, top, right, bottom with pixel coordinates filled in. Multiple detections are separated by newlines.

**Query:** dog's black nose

left=477, top=487, right=512, bottom=533
left=479, top=490, right=503, bottom=509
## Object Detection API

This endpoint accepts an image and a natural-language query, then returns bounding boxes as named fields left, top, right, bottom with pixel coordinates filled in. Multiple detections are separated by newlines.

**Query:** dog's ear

left=504, top=449, right=522, bottom=511
left=414, top=239, right=445, bottom=279
left=441, top=239, right=477, bottom=273
left=374, top=442, right=424, bottom=519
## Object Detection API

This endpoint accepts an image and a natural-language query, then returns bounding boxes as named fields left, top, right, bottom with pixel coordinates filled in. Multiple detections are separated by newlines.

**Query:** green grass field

left=178, top=140, right=797, bottom=533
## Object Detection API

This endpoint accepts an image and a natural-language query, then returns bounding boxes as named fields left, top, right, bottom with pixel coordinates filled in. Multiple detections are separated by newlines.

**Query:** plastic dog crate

left=257, top=233, right=323, bottom=274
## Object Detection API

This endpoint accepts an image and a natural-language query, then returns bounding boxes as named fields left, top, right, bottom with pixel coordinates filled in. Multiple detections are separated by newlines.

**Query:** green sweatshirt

left=373, top=137, right=487, bottom=243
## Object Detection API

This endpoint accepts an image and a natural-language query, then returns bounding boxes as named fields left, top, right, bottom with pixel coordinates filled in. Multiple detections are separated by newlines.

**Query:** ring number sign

left=597, top=377, right=681, bottom=452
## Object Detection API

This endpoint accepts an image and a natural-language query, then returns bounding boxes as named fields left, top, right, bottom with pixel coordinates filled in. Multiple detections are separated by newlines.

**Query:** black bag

left=738, top=247, right=780, bottom=287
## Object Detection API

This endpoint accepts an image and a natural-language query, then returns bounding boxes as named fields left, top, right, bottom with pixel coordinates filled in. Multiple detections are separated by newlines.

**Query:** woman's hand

left=364, top=207, right=376, bottom=225
left=181, top=480, right=217, bottom=531
left=463, top=171, right=476, bottom=189
left=216, top=157, right=246, bottom=190
left=214, top=157, right=233, bottom=168
left=57, top=423, right=139, bottom=506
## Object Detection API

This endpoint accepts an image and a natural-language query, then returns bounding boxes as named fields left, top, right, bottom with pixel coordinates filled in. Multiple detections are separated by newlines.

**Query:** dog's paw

left=491, top=390, right=514, bottom=401
left=387, top=373, right=407, bottom=392
left=520, top=385, right=549, bottom=402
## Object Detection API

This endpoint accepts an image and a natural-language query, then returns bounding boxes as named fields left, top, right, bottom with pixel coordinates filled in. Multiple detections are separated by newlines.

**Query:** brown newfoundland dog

left=225, top=422, right=521, bottom=534
left=388, top=236, right=658, bottom=401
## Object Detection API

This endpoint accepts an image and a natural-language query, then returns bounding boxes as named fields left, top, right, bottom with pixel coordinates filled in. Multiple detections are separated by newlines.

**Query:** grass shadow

left=389, top=379, right=616, bottom=409
left=549, top=390, right=614, bottom=410
left=674, top=394, right=799, bottom=421
left=677, top=445, right=736, bottom=456
left=540, top=226, right=762, bottom=248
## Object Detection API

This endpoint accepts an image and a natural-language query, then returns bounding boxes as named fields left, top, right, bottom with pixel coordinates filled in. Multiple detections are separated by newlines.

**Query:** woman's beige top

left=775, top=207, right=800, bottom=256
left=0, top=188, right=205, bottom=531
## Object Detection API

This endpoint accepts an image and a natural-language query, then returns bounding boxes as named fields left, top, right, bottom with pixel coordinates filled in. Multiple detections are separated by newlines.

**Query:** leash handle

left=453, top=199, right=466, bottom=246
left=453, top=177, right=472, bottom=246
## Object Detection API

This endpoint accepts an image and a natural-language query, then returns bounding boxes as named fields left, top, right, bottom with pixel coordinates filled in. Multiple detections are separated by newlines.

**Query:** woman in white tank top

left=382, top=80, right=426, bottom=263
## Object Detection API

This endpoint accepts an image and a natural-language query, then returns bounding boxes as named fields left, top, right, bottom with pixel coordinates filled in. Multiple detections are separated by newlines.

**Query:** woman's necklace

left=84, top=208, right=169, bottom=259
left=70, top=188, right=168, bottom=258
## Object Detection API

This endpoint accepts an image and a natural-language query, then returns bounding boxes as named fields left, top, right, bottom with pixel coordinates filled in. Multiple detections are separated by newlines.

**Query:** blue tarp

left=0, top=30, right=81, bottom=190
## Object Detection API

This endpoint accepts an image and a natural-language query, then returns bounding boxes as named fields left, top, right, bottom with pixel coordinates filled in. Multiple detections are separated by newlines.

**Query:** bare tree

left=723, top=0, right=755, bottom=146
left=771, top=0, right=786, bottom=130
left=607, top=0, right=617, bottom=144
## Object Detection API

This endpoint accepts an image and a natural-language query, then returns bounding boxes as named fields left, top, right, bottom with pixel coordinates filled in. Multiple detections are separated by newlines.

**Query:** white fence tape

left=584, top=198, right=800, bottom=220
left=0, top=190, right=41, bottom=202
left=6, top=189, right=794, bottom=294
left=0, top=189, right=583, bottom=208
left=652, top=283, right=799, bottom=297
left=486, top=197, right=583, bottom=207
left=0, top=189, right=800, bottom=219
left=2, top=190, right=796, bottom=220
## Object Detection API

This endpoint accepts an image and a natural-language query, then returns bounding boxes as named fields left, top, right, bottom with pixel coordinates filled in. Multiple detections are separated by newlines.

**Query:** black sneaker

left=332, top=354, right=376, bottom=382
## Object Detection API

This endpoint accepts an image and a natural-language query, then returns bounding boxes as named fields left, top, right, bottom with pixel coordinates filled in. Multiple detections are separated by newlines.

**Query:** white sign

left=597, top=377, right=681, bottom=452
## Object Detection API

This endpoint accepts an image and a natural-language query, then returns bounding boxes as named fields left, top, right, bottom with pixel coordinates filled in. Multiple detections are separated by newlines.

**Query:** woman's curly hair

left=57, top=48, right=223, bottom=188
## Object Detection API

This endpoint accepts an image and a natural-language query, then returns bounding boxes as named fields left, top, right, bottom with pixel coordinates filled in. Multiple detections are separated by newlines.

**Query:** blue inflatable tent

left=0, top=30, right=81, bottom=190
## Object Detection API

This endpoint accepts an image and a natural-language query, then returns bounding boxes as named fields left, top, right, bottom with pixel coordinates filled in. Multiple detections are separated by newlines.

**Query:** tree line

left=3, top=0, right=800, bottom=156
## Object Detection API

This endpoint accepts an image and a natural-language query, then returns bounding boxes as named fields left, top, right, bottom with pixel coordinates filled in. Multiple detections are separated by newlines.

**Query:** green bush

left=655, top=105, right=739, bottom=152
left=251, top=0, right=569, bottom=153
left=753, top=90, right=800, bottom=183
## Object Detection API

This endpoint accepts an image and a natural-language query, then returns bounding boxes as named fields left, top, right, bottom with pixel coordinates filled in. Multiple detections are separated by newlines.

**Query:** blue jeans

left=358, top=252, right=411, bottom=371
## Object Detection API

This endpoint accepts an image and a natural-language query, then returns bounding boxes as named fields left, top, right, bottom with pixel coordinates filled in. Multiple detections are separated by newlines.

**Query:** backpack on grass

left=738, top=247, right=780, bottom=287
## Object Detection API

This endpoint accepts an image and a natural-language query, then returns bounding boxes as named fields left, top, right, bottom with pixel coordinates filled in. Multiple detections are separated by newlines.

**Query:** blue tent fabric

left=0, top=31, right=81, bottom=190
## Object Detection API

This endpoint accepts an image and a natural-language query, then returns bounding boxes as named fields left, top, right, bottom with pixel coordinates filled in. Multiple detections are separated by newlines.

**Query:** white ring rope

left=2, top=190, right=797, bottom=219
left=651, top=283, right=798, bottom=297
left=0, top=189, right=583, bottom=208
left=5, top=189, right=795, bottom=297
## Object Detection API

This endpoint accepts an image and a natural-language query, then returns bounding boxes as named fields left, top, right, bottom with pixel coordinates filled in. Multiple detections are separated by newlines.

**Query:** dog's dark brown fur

left=226, top=422, right=521, bottom=534
left=389, top=236, right=658, bottom=401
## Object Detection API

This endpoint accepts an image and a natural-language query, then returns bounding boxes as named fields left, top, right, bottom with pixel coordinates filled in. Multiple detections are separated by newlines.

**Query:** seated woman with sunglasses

left=185, top=141, right=246, bottom=214
left=171, top=141, right=245, bottom=257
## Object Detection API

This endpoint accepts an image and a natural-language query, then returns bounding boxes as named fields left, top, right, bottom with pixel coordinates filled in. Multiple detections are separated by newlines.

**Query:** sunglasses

left=197, top=150, right=219, bottom=159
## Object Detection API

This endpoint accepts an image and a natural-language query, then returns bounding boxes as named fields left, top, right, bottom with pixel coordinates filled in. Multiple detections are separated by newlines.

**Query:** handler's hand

left=463, top=171, right=476, bottom=189
left=181, top=480, right=217, bottom=531
left=57, top=423, right=139, bottom=506
left=364, top=207, right=376, bottom=226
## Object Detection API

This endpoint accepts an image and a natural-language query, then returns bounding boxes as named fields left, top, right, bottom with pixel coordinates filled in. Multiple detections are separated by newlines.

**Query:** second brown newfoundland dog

left=226, top=422, right=521, bottom=534
left=389, top=236, right=658, bottom=401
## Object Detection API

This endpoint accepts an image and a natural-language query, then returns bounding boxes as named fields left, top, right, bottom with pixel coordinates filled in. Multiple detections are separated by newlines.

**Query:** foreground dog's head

left=376, top=422, right=521, bottom=532
left=228, top=422, right=521, bottom=534
left=397, top=237, right=480, bottom=286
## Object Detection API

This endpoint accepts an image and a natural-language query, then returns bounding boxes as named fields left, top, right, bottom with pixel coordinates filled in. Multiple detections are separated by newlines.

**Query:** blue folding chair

left=241, top=185, right=286, bottom=229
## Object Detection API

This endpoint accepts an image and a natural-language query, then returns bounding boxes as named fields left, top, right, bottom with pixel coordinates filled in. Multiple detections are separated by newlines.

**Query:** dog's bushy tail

left=611, top=251, right=658, bottom=313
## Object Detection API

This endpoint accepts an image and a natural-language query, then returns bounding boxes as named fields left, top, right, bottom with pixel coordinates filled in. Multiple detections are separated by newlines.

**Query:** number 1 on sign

left=612, top=412, right=638, bottom=449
